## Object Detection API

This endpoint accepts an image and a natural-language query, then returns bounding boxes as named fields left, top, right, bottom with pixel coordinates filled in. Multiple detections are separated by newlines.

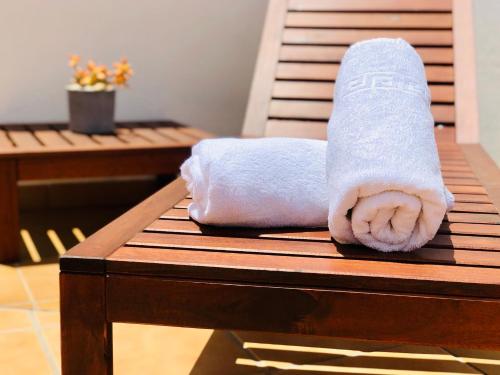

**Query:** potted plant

left=66, top=55, right=133, bottom=134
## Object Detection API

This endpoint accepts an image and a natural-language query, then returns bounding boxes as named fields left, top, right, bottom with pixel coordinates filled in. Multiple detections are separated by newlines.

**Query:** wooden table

left=0, top=121, right=210, bottom=262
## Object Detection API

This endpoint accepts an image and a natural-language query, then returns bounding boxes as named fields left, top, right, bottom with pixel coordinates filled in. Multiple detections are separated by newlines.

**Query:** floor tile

left=191, top=331, right=267, bottom=375
left=445, top=347, right=500, bottom=374
left=0, top=309, right=32, bottom=332
left=35, top=310, right=59, bottom=329
left=0, top=265, right=31, bottom=308
left=113, top=323, right=213, bottom=375
left=40, top=326, right=60, bottom=371
left=0, top=329, right=53, bottom=375
left=18, top=264, right=59, bottom=310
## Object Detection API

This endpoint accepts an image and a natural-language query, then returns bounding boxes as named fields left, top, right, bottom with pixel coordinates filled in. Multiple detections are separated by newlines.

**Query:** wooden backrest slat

left=287, top=0, right=453, bottom=12
left=285, top=13, right=453, bottom=29
left=268, top=100, right=455, bottom=124
left=243, top=0, right=476, bottom=142
left=280, top=46, right=454, bottom=64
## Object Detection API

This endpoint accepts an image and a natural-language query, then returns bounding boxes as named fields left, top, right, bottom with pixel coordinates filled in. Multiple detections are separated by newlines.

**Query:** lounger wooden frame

left=60, top=1, right=500, bottom=374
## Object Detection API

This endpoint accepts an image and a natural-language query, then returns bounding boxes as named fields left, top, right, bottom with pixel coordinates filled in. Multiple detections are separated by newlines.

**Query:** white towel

left=327, top=38, right=454, bottom=252
left=180, top=137, right=328, bottom=227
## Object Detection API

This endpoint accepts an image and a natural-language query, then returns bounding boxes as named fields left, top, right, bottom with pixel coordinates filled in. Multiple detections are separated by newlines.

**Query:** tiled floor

left=2, top=205, right=500, bottom=374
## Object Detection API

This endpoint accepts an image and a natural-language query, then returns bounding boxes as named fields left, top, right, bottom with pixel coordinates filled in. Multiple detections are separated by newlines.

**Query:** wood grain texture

left=286, top=12, right=453, bottom=29
left=108, top=245, right=500, bottom=299
left=280, top=45, right=454, bottom=64
left=60, top=273, right=112, bottom=374
left=275, top=62, right=454, bottom=83
left=242, top=0, right=288, bottom=137
left=462, top=144, right=500, bottom=211
left=273, top=81, right=454, bottom=102
left=60, top=178, right=187, bottom=273
left=60, top=0, right=500, bottom=361
left=0, top=159, right=19, bottom=262
left=268, top=100, right=455, bottom=123
left=0, top=122, right=199, bottom=158
left=18, top=148, right=190, bottom=180
left=282, top=29, right=453, bottom=46
left=453, top=0, right=479, bottom=143
left=106, top=276, right=500, bottom=350
left=288, top=0, right=453, bottom=12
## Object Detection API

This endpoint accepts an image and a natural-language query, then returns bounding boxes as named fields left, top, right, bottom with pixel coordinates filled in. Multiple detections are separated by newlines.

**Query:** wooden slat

left=280, top=45, right=454, bottom=64
left=429, top=234, right=500, bottom=251
left=453, top=194, right=491, bottom=204
left=442, top=170, right=475, bottom=178
left=129, top=127, right=176, bottom=145
left=179, top=127, right=214, bottom=140
left=91, top=133, right=126, bottom=146
left=286, top=12, right=453, bottom=29
left=109, top=245, right=500, bottom=299
left=444, top=178, right=480, bottom=186
left=161, top=208, right=188, bottom=220
left=115, top=127, right=151, bottom=145
left=445, top=212, right=500, bottom=225
left=155, top=127, right=198, bottom=143
left=452, top=202, right=498, bottom=214
left=276, top=63, right=454, bottom=83
left=265, top=120, right=457, bottom=141
left=29, top=125, right=72, bottom=148
left=447, top=185, right=487, bottom=195
left=434, top=126, right=456, bottom=143
left=273, top=81, right=454, bottom=102
left=462, top=144, right=500, bottom=217
left=0, top=128, right=15, bottom=149
left=166, top=198, right=500, bottom=226
left=288, top=0, right=453, bottom=12
left=265, top=120, right=328, bottom=139
left=130, top=230, right=500, bottom=269
left=439, top=223, right=500, bottom=237
left=268, top=100, right=455, bottom=123
left=59, top=129, right=98, bottom=147
left=152, top=215, right=500, bottom=241
left=282, top=29, right=453, bottom=46
left=4, top=126, right=43, bottom=149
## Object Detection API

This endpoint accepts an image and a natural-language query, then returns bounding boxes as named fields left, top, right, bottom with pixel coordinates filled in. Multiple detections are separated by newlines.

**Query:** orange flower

left=112, top=58, right=133, bottom=87
left=68, top=55, right=133, bottom=90
left=86, top=59, right=96, bottom=71
left=68, top=54, right=80, bottom=68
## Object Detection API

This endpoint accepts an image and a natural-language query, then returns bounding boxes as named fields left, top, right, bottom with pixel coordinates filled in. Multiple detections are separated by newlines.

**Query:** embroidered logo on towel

left=338, top=72, right=430, bottom=102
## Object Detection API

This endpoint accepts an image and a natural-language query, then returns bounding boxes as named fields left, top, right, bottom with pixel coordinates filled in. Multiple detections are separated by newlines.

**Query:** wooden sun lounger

left=60, top=1, right=500, bottom=373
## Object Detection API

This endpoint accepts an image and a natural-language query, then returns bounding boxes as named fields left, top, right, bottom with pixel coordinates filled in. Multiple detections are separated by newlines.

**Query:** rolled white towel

left=327, top=38, right=454, bottom=252
left=180, top=137, right=328, bottom=227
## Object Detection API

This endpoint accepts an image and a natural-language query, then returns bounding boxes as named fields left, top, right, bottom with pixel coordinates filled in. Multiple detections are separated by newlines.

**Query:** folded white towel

left=180, top=138, right=328, bottom=227
left=327, top=38, right=454, bottom=252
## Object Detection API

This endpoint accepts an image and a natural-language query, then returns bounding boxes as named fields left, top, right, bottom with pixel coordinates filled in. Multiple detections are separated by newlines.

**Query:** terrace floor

left=2, top=182, right=500, bottom=374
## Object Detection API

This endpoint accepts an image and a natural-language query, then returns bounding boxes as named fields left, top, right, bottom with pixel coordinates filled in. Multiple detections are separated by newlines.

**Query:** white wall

left=0, top=0, right=268, bottom=136
left=1, top=0, right=499, bottom=162
left=474, top=0, right=500, bottom=165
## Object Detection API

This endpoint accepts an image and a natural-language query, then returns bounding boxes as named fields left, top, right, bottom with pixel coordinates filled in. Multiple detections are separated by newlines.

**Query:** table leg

left=0, top=159, right=19, bottom=263
left=60, top=273, right=113, bottom=374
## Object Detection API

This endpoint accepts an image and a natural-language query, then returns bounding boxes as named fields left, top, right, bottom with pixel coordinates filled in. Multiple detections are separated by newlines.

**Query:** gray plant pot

left=68, top=90, right=116, bottom=134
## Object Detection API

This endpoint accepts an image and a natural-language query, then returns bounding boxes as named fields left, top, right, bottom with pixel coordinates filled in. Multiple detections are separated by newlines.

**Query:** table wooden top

left=0, top=121, right=211, bottom=158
